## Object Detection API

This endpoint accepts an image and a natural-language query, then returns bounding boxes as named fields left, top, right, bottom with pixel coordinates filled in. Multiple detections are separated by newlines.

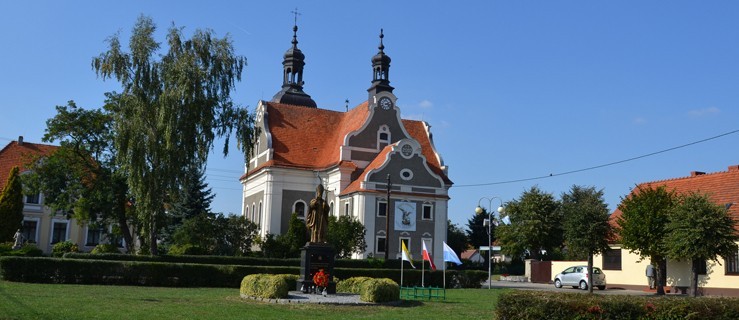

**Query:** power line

left=455, top=128, right=739, bottom=188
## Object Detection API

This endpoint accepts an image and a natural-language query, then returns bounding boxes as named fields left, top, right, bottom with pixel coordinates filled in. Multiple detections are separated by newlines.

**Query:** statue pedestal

left=297, top=243, right=336, bottom=294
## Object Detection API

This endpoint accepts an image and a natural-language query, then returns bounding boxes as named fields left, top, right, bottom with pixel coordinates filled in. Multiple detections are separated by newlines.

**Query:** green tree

left=496, top=186, right=562, bottom=261
left=617, top=185, right=676, bottom=295
left=560, top=185, right=612, bottom=293
left=327, top=215, right=367, bottom=259
left=0, top=167, right=24, bottom=242
left=212, top=214, right=259, bottom=256
left=92, top=16, right=255, bottom=255
left=466, top=209, right=489, bottom=249
left=664, top=192, right=739, bottom=297
left=447, top=220, right=469, bottom=259
left=161, top=165, right=214, bottom=247
left=22, top=101, right=136, bottom=252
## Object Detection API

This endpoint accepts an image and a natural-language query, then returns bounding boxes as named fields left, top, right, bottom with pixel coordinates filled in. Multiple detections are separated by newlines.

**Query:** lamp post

left=475, top=197, right=504, bottom=290
left=385, top=174, right=392, bottom=260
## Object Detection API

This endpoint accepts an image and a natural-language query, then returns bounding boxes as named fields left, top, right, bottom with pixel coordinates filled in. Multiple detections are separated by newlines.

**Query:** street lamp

left=385, top=174, right=392, bottom=260
left=475, top=197, right=504, bottom=290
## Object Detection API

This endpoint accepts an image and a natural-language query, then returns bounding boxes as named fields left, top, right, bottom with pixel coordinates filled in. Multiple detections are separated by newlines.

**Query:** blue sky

left=1, top=1, right=738, bottom=228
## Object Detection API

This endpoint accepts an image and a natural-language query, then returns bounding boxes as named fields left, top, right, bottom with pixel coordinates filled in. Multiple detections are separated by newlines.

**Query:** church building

left=240, top=25, right=452, bottom=265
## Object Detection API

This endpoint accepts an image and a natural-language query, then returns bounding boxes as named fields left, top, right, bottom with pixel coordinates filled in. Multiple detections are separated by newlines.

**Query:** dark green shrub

left=90, top=244, right=121, bottom=254
left=0, top=243, right=43, bottom=257
left=52, top=241, right=78, bottom=257
left=495, top=291, right=739, bottom=320
left=336, top=276, right=373, bottom=293
left=239, top=274, right=291, bottom=299
left=0, top=256, right=299, bottom=287
left=63, top=252, right=302, bottom=267
left=168, top=244, right=208, bottom=256
left=359, top=278, right=399, bottom=303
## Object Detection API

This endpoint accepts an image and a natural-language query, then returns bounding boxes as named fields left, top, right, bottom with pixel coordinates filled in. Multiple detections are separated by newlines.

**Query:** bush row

left=0, top=256, right=297, bottom=287
left=335, top=276, right=399, bottom=302
left=1, top=256, right=486, bottom=289
left=239, top=274, right=298, bottom=299
left=62, top=253, right=432, bottom=270
left=495, top=291, right=739, bottom=320
left=0, top=243, right=43, bottom=257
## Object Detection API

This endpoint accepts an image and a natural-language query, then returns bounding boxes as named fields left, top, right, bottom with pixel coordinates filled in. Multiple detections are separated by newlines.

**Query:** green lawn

left=0, top=281, right=506, bottom=320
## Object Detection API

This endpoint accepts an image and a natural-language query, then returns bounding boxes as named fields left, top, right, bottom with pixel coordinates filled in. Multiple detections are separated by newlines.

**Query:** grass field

left=0, top=281, right=506, bottom=320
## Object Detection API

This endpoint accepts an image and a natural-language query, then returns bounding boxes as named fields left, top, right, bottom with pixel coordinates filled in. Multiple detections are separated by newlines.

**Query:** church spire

left=271, top=9, right=317, bottom=108
left=368, top=29, right=394, bottom=95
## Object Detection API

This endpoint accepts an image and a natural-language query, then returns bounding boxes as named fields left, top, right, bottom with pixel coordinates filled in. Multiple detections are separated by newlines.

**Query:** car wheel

left=554, top=279, right=562, bottom=288
left=597, top=286, right=606, bottom=290
left=579, top=281, right=588, bottom=290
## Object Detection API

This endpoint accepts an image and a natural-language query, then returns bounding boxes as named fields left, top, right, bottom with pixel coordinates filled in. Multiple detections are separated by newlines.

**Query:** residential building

left=0, top=137, right=117, bottom=254
left=240, top=27, right=452, bottom=265
left=594, top=165, right=739, bottom=295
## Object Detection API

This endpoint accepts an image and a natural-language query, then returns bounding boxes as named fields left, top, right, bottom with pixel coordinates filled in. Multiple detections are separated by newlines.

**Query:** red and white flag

left=422, top=241, right=436, bottom=271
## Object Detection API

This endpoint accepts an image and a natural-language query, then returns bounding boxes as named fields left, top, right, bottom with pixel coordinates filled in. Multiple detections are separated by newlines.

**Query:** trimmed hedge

left=333, top=268, right=487, bottom=288
left=1, top=256, right=486, bottom=289
left=359, top=278, right=399, bottom=303
left=240, top=274, right=297, bottom=299
left=496, top=291, right=739, bottom=320
left=336, top=276, right=373, bottom=294
left=0, top=256, right=298, bottom=287
left=0, top=243, right=43, bottom=257
left=63, top=253, right=412, bottom=269
left=337, top=277, right=399, bottom=303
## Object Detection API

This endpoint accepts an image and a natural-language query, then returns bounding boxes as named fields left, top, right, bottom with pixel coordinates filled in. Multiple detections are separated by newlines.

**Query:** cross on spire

left=291, top=8, right=301, bottom=27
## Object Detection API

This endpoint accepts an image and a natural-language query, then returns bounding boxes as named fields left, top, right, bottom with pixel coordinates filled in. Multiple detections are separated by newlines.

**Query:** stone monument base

left=297, top=242, right=336, bottom=294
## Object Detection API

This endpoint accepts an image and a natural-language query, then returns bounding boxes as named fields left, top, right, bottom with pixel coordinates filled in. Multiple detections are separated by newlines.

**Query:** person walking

left=646, top=264, right=655, bottom=289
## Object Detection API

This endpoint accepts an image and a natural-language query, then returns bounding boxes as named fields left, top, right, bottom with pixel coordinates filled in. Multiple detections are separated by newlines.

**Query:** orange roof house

left=239, top=26, right=452, bottom=265
left=0, top=137, right=57, bottom=190
left=609, top=165, right=739, bottom=231
left=599, top=165, right=739, bottom=296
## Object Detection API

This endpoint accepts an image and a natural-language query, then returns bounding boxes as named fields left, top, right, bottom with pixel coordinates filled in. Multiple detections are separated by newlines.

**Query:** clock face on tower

left=378, top=97, right=393, bottom=110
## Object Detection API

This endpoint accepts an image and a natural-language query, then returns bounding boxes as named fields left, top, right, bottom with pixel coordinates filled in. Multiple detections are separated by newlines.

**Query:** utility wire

left=455, top=129, right=739, bottom=188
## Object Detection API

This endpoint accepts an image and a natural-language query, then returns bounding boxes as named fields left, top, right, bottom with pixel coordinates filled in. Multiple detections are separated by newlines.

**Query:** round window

left=400, top=169, right=413, bottom=181
left=401, top=144, right=413, bottom=157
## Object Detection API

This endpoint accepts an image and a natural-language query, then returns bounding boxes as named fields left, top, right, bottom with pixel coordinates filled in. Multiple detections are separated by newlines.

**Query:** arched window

left=258, top=202, right=263, bottom=226
left=293, top=200, right=307, bottom=218
left=244, top=204, right=250, bottom=219
left=251, top=204, right=256, bottom=222
left=329, top=201, right=334, bottom=216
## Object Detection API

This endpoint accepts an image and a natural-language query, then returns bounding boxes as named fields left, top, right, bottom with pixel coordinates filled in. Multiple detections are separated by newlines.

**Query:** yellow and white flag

left=401, top=241, right=416, bottom=269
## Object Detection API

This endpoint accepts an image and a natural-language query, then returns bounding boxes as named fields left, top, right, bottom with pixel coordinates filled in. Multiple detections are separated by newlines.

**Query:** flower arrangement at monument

left=313, top=269, right=329, bottom=296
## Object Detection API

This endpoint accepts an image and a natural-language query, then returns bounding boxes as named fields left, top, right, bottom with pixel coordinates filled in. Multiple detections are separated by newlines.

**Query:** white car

left=553, top=265, right=606, bottom=290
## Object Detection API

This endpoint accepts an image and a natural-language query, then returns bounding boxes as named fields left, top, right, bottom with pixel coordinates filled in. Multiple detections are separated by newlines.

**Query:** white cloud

left=688, top=107, right=720, bottom=117
left=418, top=100, right=433, bottom=109
left=633, top=117, right=647, bottom=125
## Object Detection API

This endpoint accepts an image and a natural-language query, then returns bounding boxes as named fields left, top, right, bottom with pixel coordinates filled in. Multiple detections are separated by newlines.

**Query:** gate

left=530, top=260, right=552, bottom=283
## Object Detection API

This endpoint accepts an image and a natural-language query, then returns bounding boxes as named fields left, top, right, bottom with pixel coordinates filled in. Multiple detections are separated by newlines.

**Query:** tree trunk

left=587, top=254, right=594, bottom=294
left=691, top=259, right=699, bottom=297
left=655, top=258, right=666, bottom=295
left=150, top=213, right=158, bottom=256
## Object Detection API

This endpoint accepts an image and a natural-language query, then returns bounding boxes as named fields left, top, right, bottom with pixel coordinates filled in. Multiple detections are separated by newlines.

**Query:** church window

left=329, top=201, right=334, bottom=216
left=377, top=200, right=387, bottom=217
left=399, top=237, right=411, bottom=253
left=376, top=236, right=387, bottom=254
left=377, top=126, right=390, bottom=150
left=258, top=202, right=263, bottom=226
left=422, top=203, right=433, bottom=220
left=293, top=200, right=307, bottom=218
left=344, top=201, right=352, bottom=216
left=400, top=169, right=413, bottom=181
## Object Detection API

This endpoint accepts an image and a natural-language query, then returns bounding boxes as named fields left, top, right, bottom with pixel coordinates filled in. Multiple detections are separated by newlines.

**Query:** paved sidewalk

left=483, top=280, right=654, bottom=296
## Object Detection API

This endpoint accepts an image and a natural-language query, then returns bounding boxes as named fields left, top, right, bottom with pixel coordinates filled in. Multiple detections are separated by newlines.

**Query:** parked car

left=553, top=265, right=606, bottom=290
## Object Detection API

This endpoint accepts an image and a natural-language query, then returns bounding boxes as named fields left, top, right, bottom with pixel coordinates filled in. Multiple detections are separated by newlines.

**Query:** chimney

left=690, top=171, right=705, bottom=177
left=728, top=165, right=739, bottom=172
left=17, top=136, right=23, bottom=146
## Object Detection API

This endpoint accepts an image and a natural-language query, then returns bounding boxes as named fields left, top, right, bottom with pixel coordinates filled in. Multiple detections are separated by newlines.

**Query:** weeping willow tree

left=92, top=15, right=255, bottom=255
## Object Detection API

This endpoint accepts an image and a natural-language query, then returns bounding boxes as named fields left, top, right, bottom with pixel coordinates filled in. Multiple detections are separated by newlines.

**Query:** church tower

left=271, top=23, right=317, bottom=108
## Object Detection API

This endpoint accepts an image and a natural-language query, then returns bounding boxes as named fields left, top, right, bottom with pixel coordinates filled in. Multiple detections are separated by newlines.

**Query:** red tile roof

left=609, top=165, right=739, bottom=233
left=0, top=140, right=58, bottom=190
left=241, top=101, right=452, bottom=187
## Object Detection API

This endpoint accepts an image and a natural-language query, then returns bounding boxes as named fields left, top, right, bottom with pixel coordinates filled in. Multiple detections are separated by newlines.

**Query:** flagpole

left=422, top=256, right=425, bottom=287
left=443, top=261, right=446, bottom=289
left=401, top=256, right=404, bottom=288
